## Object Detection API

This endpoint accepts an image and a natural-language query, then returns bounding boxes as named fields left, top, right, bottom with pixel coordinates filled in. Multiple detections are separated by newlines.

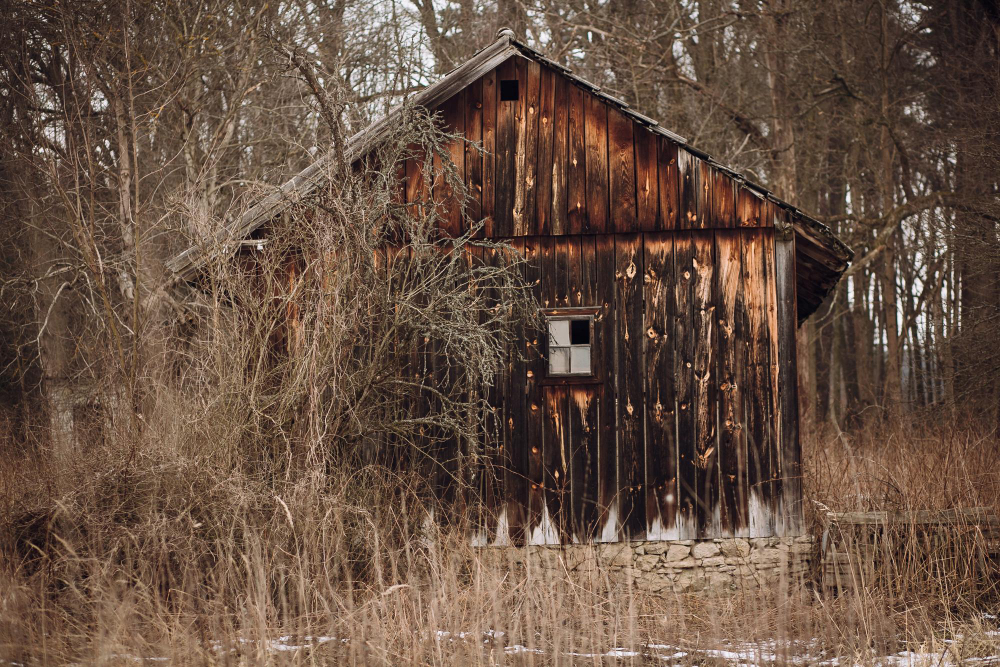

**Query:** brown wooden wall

left=470, top=231, right=800, bottom=545
left=401, top=55, right=791, bottom=242
left=399, top=54, right=803, bottom=542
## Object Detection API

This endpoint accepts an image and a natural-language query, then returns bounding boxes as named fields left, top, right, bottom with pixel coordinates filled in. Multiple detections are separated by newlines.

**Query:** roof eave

left=168, top=30, right=854, bottom=285
left=167, top=34, right=520, bottom=280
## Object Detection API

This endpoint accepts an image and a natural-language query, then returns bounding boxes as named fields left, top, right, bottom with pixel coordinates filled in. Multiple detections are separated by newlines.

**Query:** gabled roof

left=167, top=29, right=852, bottom=318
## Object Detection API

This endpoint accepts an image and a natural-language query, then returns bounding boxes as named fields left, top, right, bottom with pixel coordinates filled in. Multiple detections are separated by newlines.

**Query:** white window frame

left=543, top=308, right=597, bottom=378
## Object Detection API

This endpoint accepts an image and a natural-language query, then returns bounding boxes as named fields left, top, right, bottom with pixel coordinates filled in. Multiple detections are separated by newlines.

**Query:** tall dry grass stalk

left=2, top=107, right=999, bottom=665
left=2, top=422, right=998, bottom=665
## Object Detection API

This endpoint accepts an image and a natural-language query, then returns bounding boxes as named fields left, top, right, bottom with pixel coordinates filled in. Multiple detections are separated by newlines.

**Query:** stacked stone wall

left=482, top=536, right=815, bottom=594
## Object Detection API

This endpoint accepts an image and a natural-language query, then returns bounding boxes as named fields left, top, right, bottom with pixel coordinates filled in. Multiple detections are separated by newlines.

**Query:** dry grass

left=1, top=414, right=998, bottom=665
left=804, top=417, right=1000, bottom=517
left=1, top=113, right=998, bottom=664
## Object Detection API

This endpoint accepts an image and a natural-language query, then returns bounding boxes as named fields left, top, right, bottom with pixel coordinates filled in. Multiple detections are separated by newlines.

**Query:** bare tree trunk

left=28, top=195, right=82, bottom=464
left=879, top=3, right=903, bottom=417
left=764, top=0, right=818, bottom=427
left=763, top=0, right=797, bottom=203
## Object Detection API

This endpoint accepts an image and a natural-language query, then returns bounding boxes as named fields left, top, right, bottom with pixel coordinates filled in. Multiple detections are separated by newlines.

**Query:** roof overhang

left=167, top=30, right=852, bottom=321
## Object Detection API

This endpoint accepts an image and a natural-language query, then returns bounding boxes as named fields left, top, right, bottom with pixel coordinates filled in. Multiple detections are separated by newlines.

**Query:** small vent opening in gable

left=499, top=79, right=519, bottom=101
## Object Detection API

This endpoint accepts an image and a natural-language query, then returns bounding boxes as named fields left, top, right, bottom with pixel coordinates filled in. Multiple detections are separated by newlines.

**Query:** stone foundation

left=485, top=536, right=815, bottom=594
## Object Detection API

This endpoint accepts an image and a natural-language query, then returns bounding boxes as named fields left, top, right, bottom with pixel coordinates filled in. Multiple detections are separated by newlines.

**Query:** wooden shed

left=169, top=30, right=852, bottom=546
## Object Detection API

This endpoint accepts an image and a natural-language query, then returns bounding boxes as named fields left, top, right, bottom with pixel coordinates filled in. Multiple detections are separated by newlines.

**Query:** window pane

left=548, top=319, right=570, bottom=347
left=570, top=346, right=591, bottom=374
left=549, top=347, right=570, bottom=375
left=570, top=318, right=590, bottom=345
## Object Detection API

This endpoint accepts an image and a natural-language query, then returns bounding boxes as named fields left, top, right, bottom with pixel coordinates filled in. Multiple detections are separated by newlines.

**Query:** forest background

left=1, top=0, right=999, bottom=663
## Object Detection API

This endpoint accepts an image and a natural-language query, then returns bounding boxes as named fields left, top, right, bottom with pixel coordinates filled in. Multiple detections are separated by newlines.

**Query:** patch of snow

left=468, top=527, right=489, bottom=547
left=646, top=514, right=681, bottom=541
left=504, top=644, right=544, bottom=655
left=491, top=507, right=511, bottom=546
left=748, top=490, right=771, bottom=538
left=598, top=500, right=619, bottom=542
left=527, top=504, right=560, bottom=545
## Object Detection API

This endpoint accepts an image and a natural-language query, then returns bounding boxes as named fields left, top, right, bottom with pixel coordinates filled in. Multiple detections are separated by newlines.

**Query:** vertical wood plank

left=503, top=239, right=528, bottom=544
left=454, top=247, right=476, bottom=526
left=715, top=230, right=749, bottom=537
left=539, top=236, right=556, bottom=308
left=385, top=247, right=405, bottom=468
left=393, top=156, right=407, bottom=209
left=494, top=59, right=516, bottom=237
left=542, top=386, right=570, bottom=542
left=465, top=76, right=484, bottom=233
left=514, top=59, right=539, bottom=236
left=536, top=66, right=555, bottom=236
left=467, top=247, right=487, bottom=542
left=405, top=150, right=428, bottom=220
left=643, top=232, right=678, bottom=539
left=284, top=256, right=303, bottom=356
left=439, top=91, right=465, bottom=237
left=569, top=387, right=600, bottom=542
left=431, top=263, right=460, bottom=514
left=567, top=83, right=587, bottom=234
left=584, top=96, right=609, bottom=233
left=431, top=145, right=445, bottom=238
left=550, top=74, right=569, bottom=235
left=553, top=236, right=570, bottom=308
left=761, top=199, right=776, bottom=228
left=566, top=235, right=583, bottom=307
left=635, top=129, right=658, bottom=230
left=737, top=187, right=762, bottom=228
left=673, top=232, right=698, bottom=538
left=774, top=227, right=802, bottom=535
left=712, top=169, right=736, bottom=228
left=762, top=223, right=782, bottom=527
left=657, top=138, right=679, bottom=230
left=594, top=235, right=618, bottom=541
left=691, top=230, right=718, bottom=537
left=482, top=69, right=497, bottom=234
left=741, top=227, right=774, bottom=537
left=697, top=161, right=714, bottom=231
left=578, top=235, right=597, bottom=306
left=465, top=246, right=482, bottom=535
left=459, top=247, right=477, bottom=526
left=412, top=247, right=435, bottom=512
left=608, top=107, right=637, bottom=232
left=536, top=237, right=560, bottom=543
left=677, top=149, right=701, bottom=230
left=474, top=246, right=496, bottom=542
left=524, top=237, right=545, bottom=539
left=615, top=234, right=645, bottom=539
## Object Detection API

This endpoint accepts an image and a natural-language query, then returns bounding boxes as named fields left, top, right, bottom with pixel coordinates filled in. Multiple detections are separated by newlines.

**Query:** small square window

left=500, top=79, right=519, bottom=101
left=546, top=314, right=593, bottom=377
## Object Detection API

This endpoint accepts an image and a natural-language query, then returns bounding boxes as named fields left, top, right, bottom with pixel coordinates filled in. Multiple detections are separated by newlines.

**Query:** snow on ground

left=207, top=627, right=1000, bottom=665
left=8, top=618, right=998, bottom=665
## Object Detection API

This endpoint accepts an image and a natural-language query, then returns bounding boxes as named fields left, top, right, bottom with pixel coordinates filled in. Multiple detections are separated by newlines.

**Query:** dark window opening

left=500, top=79, right=519, bottom=101
left=570, top=319, right=590, bottom=345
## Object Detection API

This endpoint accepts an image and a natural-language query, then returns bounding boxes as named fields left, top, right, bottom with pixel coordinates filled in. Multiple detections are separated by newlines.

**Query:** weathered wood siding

left=464, top=232, right=797, bottom=545
left=401, top=55, right=777, bottom=242
left=397, top=53, right=802, bottom=542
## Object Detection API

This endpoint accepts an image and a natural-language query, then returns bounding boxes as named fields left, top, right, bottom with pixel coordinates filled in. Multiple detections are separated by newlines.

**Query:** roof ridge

left=167, top=30, right=851, bottom=280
